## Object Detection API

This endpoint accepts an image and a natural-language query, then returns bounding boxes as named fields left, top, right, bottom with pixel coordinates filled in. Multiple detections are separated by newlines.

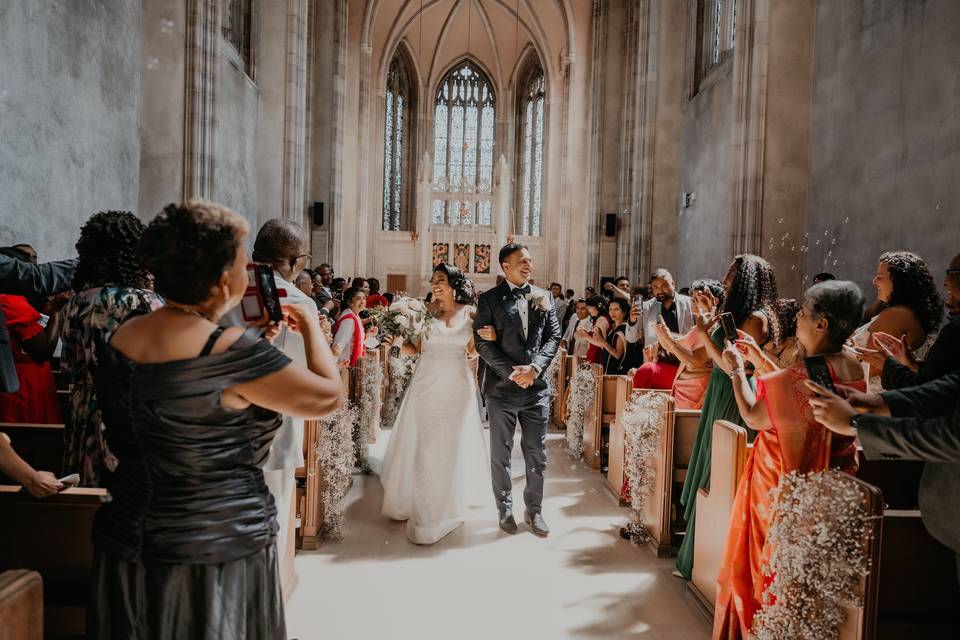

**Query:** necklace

left=165, top=304, right=211, bottom=322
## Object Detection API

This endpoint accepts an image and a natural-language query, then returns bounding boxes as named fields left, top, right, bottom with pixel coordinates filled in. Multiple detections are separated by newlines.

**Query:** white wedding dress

left=379, top=306, right=490, bottom=544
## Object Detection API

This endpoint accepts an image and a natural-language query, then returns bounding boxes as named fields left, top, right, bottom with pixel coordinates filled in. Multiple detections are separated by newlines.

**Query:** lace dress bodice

left=419, top=308, right=474, bottom=363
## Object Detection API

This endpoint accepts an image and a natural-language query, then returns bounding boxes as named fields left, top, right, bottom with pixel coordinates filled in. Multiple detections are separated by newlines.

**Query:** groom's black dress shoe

left=499, top=513, right=518, bottom=534
left=525, top=511, right=550, bottom=537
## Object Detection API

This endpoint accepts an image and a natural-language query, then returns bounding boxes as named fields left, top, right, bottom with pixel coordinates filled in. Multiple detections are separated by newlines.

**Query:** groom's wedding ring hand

left=477, top=325, right=497, bottom=341
left=510, top=365, right=536, bottom=388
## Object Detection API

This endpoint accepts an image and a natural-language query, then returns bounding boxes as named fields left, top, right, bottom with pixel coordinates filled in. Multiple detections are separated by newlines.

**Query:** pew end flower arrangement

left=313, top=403, right=360, bottom=542
left=619, top=391, right=670, bottom=544
left=564, top=363, right=597, bottom=458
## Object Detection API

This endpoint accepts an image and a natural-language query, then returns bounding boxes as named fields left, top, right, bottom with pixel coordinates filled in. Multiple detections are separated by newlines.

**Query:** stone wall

left=806, top=0, right=960, bottom=297
left=214, top=54, right=260, bottom=228
left=0, top=0, right=140, bottom=259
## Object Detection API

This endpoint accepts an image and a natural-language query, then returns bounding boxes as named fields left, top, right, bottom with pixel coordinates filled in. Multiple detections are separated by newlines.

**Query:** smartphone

left=58, top=473, right=80, bottom=488
left=718, top=312, right=737, bottom=343
left=804, top=355, right=837, bottom=395
left=241, top=263, right=284, bottom=323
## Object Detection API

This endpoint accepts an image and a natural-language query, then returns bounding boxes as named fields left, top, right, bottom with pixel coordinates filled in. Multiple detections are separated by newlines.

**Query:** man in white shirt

left=560, top=298, right=593, bottom=358
left=221, top=218, right=317, bottom=595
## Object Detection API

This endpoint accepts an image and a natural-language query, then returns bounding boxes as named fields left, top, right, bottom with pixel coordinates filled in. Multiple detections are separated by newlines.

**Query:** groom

left=474, top=244, right=561, bottom=536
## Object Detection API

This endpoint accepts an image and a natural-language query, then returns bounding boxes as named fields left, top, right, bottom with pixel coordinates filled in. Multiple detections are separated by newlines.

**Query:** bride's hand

left=477, top=325, right=497, bottom=341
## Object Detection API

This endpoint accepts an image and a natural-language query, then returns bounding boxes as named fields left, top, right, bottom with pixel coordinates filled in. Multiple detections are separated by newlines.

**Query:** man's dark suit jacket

left=0, top=255, right=77, bottom=392
left=474, top=282, right=561, bottom=400
left=881, top=314, right=960, bottom=389
left=858, top=371, right=960, bottom=554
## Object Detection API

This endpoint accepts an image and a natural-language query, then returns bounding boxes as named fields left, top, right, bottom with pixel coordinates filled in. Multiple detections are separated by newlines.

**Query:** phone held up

left=241, top=263, right=285, bottom=323
left=718, top=312, right=737, bottom=344
left=804, top=355, right=837, bottom=395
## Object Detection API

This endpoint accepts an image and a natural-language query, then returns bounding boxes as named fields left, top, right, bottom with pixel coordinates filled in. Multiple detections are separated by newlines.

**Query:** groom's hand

left=509, top=365, right=536, bottom=388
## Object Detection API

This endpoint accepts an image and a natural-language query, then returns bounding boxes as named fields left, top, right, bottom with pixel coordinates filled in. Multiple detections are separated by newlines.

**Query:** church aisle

left=286, top=433, right=711, bottom=639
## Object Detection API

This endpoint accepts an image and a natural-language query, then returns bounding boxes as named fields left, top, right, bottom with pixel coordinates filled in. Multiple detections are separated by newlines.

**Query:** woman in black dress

left=89, top=201, right=343, bottom=639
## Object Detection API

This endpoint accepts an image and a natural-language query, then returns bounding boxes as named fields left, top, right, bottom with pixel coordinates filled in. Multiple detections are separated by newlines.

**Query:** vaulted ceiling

left=358, top=0, right=576, bottom=97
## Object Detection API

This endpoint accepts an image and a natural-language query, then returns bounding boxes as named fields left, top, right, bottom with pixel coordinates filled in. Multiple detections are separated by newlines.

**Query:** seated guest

left=713, top=280, right=866, bottom=638
left=560, top=299, right=592, bottom=358
left=0, top=432, right=63, bottom=497
left=89, top=200, right=342, bottom=639
left=653, top=278, right=723, bottom=409
left=0, top=246, right=68, bottom=423
left=808, top=370, right=960, bottom=584
left=851, top=250, right=943, bottom=388
left=579, top=298, right=630, bottom=374
left=580, top=295, right=611, bottom=365
left=857, top=252, right=960, bottom=389
left=366, top=277, right=389, bottom=309
left=333, top=286, right=368, bottom=367
left=59, top=212, right=164, bottom=487
left=0, top=248, right=76, bottom=393
left=626, top=269, right=694, bottom=390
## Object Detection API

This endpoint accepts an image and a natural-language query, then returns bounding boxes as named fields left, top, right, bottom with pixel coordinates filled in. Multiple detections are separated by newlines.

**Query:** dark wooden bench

left=0, top=570, right=43, bottom=640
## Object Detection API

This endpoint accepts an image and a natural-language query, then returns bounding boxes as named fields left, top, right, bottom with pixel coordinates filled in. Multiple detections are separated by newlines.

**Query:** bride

left=379, top=263, right=491, bottom=545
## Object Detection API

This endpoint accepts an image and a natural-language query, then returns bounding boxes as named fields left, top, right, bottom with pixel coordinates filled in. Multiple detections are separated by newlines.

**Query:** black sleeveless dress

left=88, top=328, right=292, bottom=640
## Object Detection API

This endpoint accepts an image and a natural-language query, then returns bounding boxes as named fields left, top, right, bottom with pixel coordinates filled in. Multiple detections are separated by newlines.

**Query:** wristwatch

left=848, top=413, right=863, bottom=435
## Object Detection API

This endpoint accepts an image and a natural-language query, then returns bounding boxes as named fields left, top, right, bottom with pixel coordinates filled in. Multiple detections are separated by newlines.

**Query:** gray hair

left=805, top=280, right=865, bottom=348
left=253, top=218, right=305, bottom=264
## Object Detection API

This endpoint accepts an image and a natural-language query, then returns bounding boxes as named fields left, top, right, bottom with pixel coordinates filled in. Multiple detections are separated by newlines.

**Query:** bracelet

left=728, top=367, right=744, bottom=379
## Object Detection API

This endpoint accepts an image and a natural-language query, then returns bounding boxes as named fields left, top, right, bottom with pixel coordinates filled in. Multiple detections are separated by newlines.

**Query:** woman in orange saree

left=712, top=281, right=868, bottom=639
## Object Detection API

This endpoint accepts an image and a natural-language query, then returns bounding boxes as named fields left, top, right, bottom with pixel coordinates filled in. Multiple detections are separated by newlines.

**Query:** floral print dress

left=59, top=286, right=164, bottom=486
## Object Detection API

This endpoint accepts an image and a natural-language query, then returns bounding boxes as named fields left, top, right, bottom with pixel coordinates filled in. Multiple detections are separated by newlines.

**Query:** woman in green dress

left=672, top=255, right=780, bottom=579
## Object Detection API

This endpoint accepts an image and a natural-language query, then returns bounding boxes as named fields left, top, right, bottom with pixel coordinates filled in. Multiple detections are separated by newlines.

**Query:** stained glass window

left=517, top=61, right=545, bottom=237
left=223, top=0, right=254, bottom=76
left=383, top=51, right=414, bottom=230
left=432, top=61, right=495, bottom=226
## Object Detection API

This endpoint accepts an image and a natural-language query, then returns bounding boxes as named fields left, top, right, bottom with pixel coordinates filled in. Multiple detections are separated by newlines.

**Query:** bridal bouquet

left=370, top=296, right=432, bottom=341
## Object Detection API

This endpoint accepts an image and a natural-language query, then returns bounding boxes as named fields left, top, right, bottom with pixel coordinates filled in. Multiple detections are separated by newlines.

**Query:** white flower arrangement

left=314, top=403, right=359, bottom=542
left=544, top=354, right=562, bottom=399
left=354, top=356, right=383, bottom=472
left=565, top=363, right=597, bottom=458
left=752, top=471, right=876, bottom=640
left=370, top=296, right=432, bottom=341
left=382, top=354, right=419, bottom=428
left=619, top=391, right=670, bottom=543
left=525, top=289, right=552, bottom=312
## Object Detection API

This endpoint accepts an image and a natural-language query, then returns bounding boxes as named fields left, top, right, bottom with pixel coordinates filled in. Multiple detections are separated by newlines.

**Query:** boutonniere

left=525, top=290, right=552, bottom=312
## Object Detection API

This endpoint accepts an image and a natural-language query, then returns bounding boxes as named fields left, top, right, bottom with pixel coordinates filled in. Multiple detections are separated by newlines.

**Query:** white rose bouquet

left=369, top=296, right=432, bottom=342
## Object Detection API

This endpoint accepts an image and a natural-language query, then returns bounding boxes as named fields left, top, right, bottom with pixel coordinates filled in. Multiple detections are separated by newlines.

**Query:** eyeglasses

left=947, top=269, right=960, bottom=277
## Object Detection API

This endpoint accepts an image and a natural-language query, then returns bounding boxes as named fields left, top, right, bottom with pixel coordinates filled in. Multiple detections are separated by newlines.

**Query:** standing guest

left=90, top=200, right=343, bottom=639
left=560, top=299, right=593, bottom=358
left=812, top=272, right=836, bottom=284
left=713, top=281, right=866, bottom=638
left=652, top=278, right=724, bottom=409
left=1, top=432, right=63, bottom=496
left=565, top=288, right=575, bottom=302
left=0, top=249, right=76, bottom=392
left=579, top=298, right=631, bottom=374
left=676, top=254, right=779, bottom=580
left=851, top=250, right=943, bottom=388
left=604, top=276, right=632, bottom=301
left=581, top=295, right=611, bottom=365
left=59, top=211, right=164, bottom=487
left=549, top=282, right=568, bottom=327
left=330, top=277, right=347, bottom=300
left=332, top=286, right=369, bottom=367
left=584, top=286, right=597, bottom=298
left=0, top=246, right=69, bottom=423
left=294, top=270, right=313, bottom=297
left=313, top=263, right=334, bottom=299
left=366, top=277, right=389, bottom=309
left=383, top=292, right=394, bottom=306
left=221, top=218, right=320, bottom=599
left=351, top=277, right=371, bottom=297
left=626, top=269, right=694, bottom=390
left=857, top=253, right=960, bottom=389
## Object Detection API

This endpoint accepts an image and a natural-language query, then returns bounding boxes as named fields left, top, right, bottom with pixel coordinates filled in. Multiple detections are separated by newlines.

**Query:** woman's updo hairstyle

left=141, top=200, right=250, bottom=305
left=584, top=295, right=608, bottom=315
left=805, top=280, right=865, bottom=349
left=433, top=263, right=477, bottom=305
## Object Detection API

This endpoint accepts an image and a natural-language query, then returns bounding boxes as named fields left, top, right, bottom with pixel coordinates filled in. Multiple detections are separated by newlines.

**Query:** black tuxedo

left=474, top=281, right=561, bottom=516
left=0, top=255, right=77, bottom=392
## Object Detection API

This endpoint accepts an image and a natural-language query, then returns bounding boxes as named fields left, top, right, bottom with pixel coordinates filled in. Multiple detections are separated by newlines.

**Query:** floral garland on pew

left=544, top=353, right=562, bottom=399
left=752, top=471, right=876, bottom=640
left=382, top=353, right=418, bottom=428
left=619, top=391, right=670, bottom=544
left=314, top=403, right=359, bottom=542
left=354, top=356, right=384, bottom=472
left=564, top=363, right=597, bottom=458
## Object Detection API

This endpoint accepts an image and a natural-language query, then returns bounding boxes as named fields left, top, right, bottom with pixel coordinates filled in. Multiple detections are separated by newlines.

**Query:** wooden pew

left=581, top=367, right=630, bottom=471
left=0, top=423, right=64, bottom=482
left=56, top=390, right=70, bottom=422
left=0, top=486, right=105, bottom=637
left=688, top=420, right=749, bottom=613
left=0, top=570, right=43, bottom=640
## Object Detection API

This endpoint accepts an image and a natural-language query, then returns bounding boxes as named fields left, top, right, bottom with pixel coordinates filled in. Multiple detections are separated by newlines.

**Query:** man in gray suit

left=0, top=251, right=77, bottom=392
left=625, top=269, right=694, bottom=387
left=808, top=371, right=960, bottom=581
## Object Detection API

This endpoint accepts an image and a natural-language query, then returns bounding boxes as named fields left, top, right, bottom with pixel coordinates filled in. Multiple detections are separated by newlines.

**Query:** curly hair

left=720, top=254, right=780, bottom=334
left=433, top=263, right=477, bottom=305
left=72, top=211, right=150, bottom=291
left=140, top=201, right=250, bottom=305
left=879, top=251, right=944, bottom=334
left=773, top=298, right=801, bottom=341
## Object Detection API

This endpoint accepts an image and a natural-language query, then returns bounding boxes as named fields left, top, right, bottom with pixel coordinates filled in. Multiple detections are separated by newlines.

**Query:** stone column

left=183, top=0, right=220, bottom=200
left=282, top=0, right=309, bottom=224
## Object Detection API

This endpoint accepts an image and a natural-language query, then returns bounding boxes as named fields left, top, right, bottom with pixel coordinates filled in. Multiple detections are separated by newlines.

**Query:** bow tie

left=511, top=285, right=531, bottom=299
